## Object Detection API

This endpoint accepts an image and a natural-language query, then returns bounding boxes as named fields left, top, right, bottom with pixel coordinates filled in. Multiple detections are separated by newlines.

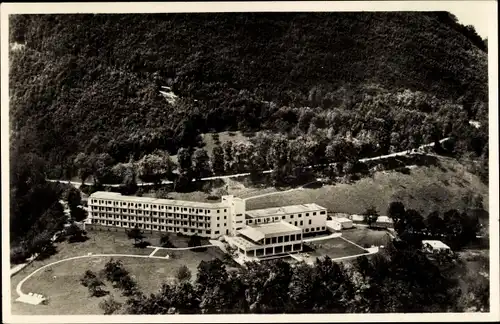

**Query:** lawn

left=11, top=245, right=230, bottom=315
left=302, top=237, right=367, bottom=263
left=341, top=227, right=393, bottom=248
left=245, top=156, right=489, bottom=217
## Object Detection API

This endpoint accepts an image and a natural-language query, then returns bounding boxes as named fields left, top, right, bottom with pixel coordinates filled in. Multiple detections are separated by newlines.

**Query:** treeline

left=10, top=147, right=67, bottom=263
left=9, top=12, right=488, bottom=178
left=96, top=244, right=486, bottom=314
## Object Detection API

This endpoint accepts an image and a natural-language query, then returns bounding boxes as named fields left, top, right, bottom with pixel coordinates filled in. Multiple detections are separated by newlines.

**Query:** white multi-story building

left=87, top=192, right=328, bottom=253
left=87, top=191, right=245, bottom=238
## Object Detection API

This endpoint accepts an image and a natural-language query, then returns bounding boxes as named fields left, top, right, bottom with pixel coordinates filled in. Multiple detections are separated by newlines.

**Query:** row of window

left=90, top=212, right=223, bottom=221
left=90, top=199, right=227, bottom=214
left=91, top=216, right=214, bottom=228
left=263, top=234, right=302, bottom=245
left=91, top=220, right=225, bottom=236
left=243, top=243, right=302, bottom=256
left=247, top=210, right=326, bottom=225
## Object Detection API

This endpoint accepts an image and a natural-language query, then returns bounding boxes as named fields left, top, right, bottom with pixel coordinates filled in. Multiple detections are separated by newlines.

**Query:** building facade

left=87, top=191, right=328, bottom=246
left=87, top=191, right=245, bottom=238
left=226, top=221, right=303, bottom=258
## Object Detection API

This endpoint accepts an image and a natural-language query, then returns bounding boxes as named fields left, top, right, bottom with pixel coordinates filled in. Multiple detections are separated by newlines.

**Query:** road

left=47, top=138, right=449, bottom=189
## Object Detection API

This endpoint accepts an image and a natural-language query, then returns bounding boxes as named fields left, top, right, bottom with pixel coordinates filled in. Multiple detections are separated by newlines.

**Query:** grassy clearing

left=11, top=245, right=229, bottom=315
left=341, top=228, right=393, bottom=248
left=169, top=131, right=252, bottom=164
left=246, top=156, right=489, bottom=217
left=201, top=131, right=251, bottom=156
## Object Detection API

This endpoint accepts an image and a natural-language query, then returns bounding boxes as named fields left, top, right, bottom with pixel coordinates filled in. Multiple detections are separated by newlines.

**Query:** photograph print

left=2, top=1, right=497, bottom=321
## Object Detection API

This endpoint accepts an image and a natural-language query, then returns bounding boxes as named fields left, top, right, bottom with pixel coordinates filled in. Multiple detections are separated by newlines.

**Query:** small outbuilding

left=422, top=240, right=451, bottom=253
left=373, top=216, right=394, bottom=228
left=327, top=217, right=354, bottom=231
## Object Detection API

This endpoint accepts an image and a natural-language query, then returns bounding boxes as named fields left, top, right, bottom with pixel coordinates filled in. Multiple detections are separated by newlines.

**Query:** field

left=301, top=237, right=368, bottom=263
left=245, top=156, right=489, bottom=217
left=10, top=231, right=226, bottom=315
left=169, top=131, right=252, bottom=165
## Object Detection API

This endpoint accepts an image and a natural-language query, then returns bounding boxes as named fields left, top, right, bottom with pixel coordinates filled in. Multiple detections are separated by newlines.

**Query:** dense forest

left=10, top=12, right=488, bottom=179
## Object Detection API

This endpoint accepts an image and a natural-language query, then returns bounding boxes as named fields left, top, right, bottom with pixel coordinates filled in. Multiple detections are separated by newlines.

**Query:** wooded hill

left=9, top=12, right=488, bottom=179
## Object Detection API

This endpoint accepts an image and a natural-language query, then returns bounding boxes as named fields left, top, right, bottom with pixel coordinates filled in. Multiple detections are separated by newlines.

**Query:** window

left=290, top=215, right=294, bottom=219
left=224, top=209, right=227, bottom=212
left=248, top=220, right=253, bottom=224
left=265, top=238, right=271, bottom=245
left=278, top=236, right=283, bottom=243
left=224, top=223, right=227, bottom=226
left=271, top=237, right=277, bottom=244
left=217, top=210, right=220, bottom=213
left=217, top=224, right=220, bottom=227
left=224, top=216, right=227, bottom=220
left=306, top=213, right=309, bottom=216
left=309, top=219, right=312, bottom=225
left=206, top=230, right=211, bottom=234
left=284, top=236, right=290, bottom=242
left=298, top=214, right=302, bottom=218
left=300, top=221, right=303, bottom=226
left=316, top=227, right=320, bottom=231
left=217, top=217, right=220, bottom=220
left=305, top=228, right=309, bottom=232
left=313, top=212, right=317, bottom=216
left=294, top=221, right=297, bottom=226
left=322, top=226, right=326, bottom=230
left=282, top=215, right=286, bottom=219
left=215, top=231, right=220, bottom=234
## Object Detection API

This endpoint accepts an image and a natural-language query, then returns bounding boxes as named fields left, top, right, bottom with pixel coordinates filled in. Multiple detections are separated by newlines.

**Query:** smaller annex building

left=326, top=217, right=354, bottom=231
left=226, top=221, right=303, bottom=258
left=422, top=240, right=451, bottom=253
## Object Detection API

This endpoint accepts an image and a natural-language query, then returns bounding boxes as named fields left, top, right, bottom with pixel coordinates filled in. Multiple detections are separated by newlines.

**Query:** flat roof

left=226, top=235, right=258, bottom=250
left=331, top=217, right=352, bottom=223
left=422, top=240, right=450, bottom=249
left=246, top=203, right=325, bottom=219
left=238, top=221, right=301, bottom=242
left=89, top=191, right=228, bottom=208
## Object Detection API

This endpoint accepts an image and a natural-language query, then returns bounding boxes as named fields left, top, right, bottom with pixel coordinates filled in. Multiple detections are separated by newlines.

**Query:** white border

left=1, top=1, right=498, bottom=323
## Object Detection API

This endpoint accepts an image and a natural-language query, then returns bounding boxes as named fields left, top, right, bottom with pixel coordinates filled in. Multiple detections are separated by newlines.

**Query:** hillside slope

left=246, top=156, right=489, bottom=221
left=9, top=12, right=488, bottom=176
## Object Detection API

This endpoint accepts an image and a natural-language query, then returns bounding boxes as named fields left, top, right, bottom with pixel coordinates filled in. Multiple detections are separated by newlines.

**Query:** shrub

left=176, top=265, right=192, bottom=282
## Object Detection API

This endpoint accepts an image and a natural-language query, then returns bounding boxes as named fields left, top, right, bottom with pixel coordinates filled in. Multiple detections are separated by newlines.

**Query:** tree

left=177, top=147, right=192, bottom=175
left=188, top=234, right=204, bottom=251
left=211, top=145, right=225, bottom=175
left=127, top=226, right=145, bottom=244
left=136, top=151, right=175, bottom=185
left=192, top=148, right=211, bottom=180
left=99, top=296, right=122, bottom=315
left=176, top=265, right=192, bottom=282
left=80, top=270, right=99, bottom=287
left=363, top=206, right=379, bottom=227
left=88, top=276, right=107, bottom=297
left=66, top=223, right=88, bottom=243
left=222, top=141, right=234, bottom=172
left=74, top=152, right=93, bottom=184
left=387, top=201, right=407, bottom=235
left=160, top=233, right=174, bottom=248
left=426, top=211, right=444, bottom=237
left=65, top=187, right=82, bottom=211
